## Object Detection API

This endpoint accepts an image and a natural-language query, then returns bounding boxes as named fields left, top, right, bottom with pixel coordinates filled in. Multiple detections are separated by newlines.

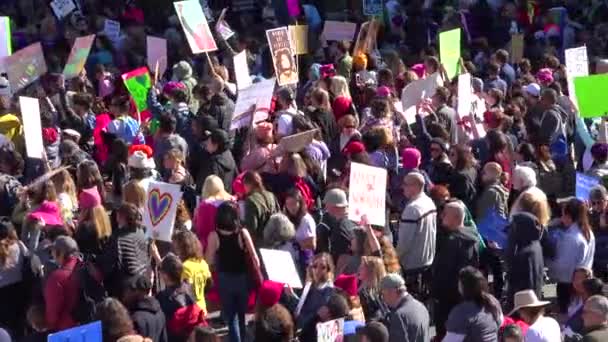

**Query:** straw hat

left=509, top=290, right=551, bottom=316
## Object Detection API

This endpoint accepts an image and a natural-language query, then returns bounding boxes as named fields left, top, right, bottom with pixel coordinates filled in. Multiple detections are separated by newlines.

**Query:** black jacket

left=506, top=212, right=545, bottom=299
left=432, top=226, right=479, bottom=301
left=130, top=296, right=168, bottom=342
left=198, top=93, right=235, bottom=134
left=99, top=227, right=151, bottom=297
left=306, top=107, right=338, bottom=145
left=316, top=213, right=356, bottom=263
left=196, top=148, right=237, bottom=193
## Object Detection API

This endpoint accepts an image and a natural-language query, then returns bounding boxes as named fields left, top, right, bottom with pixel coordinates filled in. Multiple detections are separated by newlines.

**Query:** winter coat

left=306, top=107, right=338, bottom=145
left=243, top=190, right=279, bottom=243
left=449, top=167, right=478, bottom=209
left=506, top=212, right=545, bottom=299
left=156, top=282, right=206, bottom=342
left=475, top=182, right=510, bottom=221
left=129, top=296, right=168, bottom=342
left=397, top=193, right=437, bottom=271
left=44, top=256, right=80, bottom=331
left=196, top=148, right=237, bottom=194
left=198, top=94, right=235, bottom=136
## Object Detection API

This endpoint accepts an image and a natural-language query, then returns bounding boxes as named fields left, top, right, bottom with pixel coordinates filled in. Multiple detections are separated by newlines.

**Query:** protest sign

left=322, top=21, right=357, bottom=42
left=565, top=46, right=588, bottom=108
left=456, top=73, right=473, bottom=143
left=216, top=21, right=234, bottom=41
left=353, top=20, right=379, bottom=56
left=48, top=321, right=102, bottom=342
left=400, top=73, right=443, bottom=124
left=576, top=172, right=600, bottom=201
left=146, top=36, right=167, bottom=79
left=174, top=0, right=218, bottom=54
left=19, top=97, right=44, bottom=159
left=232, top=77, right=276, bottom=130
left=477, top=209, right=508, bottom=249
left=363, top=0, right=383, bottom=16
left=103, top=19, right=120, bottom=42
left=439, top=28, right=461, bottom=80
left=278, top=129, right=318, bottom=153
left=267, top=27, right=298, bottom=86
left=50, top=0, right=76, bottom=20
left=289, top=25, right=308, bottom=55
left=143, top=181, right=183, bottom=242
left=348, top=162, right=387, bottom=226
left=63, top=35, right=95, bottom=79
left=317, top=318, right=345, bottom=342
left=509, top=34, right=524, bottom=64
left=0, top=17, right=11, bottom=59
left=574, top=74, right=608, bottom=118
left=260, top=248, right=303, bottom=288
left=121, top=67, right=152, bottom=114
left=5, top=42, right=47, bottom=92
left=233, top=50, right=252, bottom=91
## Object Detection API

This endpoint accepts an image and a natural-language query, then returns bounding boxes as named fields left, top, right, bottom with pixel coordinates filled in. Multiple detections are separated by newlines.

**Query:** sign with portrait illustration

left=143, top=181, right=183, bottom=242
left=5, top=42, right=47, bottom=92
left=63, top=34, right=95, bottom=79
left=174, top=0, right=217, bottom=54
left=266, top=27, right=298, bottom=86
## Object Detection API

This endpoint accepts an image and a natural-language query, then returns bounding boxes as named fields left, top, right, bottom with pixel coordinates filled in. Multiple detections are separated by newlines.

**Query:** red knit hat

left=332, top=96, right=352, bottom=122
left=259, top=280, right=284, bottom=307
left=129, top=144, right=154, bottom=158
left=342, top=141, right=365, bottom=156
left=335, top=274, right=358, bottom=297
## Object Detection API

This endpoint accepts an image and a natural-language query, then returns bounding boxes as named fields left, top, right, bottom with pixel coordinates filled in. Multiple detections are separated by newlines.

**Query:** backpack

left=71, top=260, right=107, bottom=324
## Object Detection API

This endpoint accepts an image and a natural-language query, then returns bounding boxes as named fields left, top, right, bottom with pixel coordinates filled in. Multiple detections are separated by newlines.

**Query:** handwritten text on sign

left=348, top=162, right=387, bottom=226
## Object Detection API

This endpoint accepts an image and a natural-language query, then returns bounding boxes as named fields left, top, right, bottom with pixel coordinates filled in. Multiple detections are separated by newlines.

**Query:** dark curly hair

left=95, top=298, right=134, bottom=342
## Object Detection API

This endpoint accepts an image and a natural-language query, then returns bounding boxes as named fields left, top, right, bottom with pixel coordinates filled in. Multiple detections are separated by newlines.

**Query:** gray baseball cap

left=323, top=188, right=348, bottom=207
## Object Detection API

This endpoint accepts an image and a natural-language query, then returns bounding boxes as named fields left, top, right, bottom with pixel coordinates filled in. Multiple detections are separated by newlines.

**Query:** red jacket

left=44, top=256, right=80, bottom=331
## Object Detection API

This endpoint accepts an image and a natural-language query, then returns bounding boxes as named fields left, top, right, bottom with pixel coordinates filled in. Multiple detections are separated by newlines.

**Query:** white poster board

left=259, top=248, right=303, bottom=289
left=50, top=0, right=76, bottom=19
left=233, top=50, right=251, bottom=91
left=400, top=73, right=443, bottom=124
left=147, top=36, right=168, bottom=79
left=316, top=318, right=345, bottom=342
left=231, top=77, right=275, bottom=130
left=456, top=73, right=472, bottom=143
left=143, top=181, right=183, bottom=242
left=565, top=46, right=589, bottom=108
left=348, top=162, right=387, bottom=226
left=20, top=97, right=44, bottom=159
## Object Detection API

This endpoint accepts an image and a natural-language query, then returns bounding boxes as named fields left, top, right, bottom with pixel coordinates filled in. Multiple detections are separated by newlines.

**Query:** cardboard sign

left=50, top=0, right=76, bottom=20
left=48, top=321, right=102, bottom=342
left=353, top=20, right=379, bottom=56
left=363, top=0, right=383, bottom=16
left=565, top=46, right=588, bottom=108
left=574, top=74, right=608, bottom=118
left=348, top=162, right=387, bottom=226
left=63, top=34, right=95, bottom=79
left=322, top=21, right=357, bottom=42
left=267, top=27, right=298, bottom=86
left=146, top=36, right=167, bottom=79
left=216, top=21, right=235, bottom=41
left=289, top=25, right=308, bottom=55
left=260, top=248, right=303, bottom=288
left=0, top=17, right=11, bottom=59
left=278, top=129, right=318, bottom=152
left=174, top=0, right=218, bottom=54
left=121, top=67, right=152, bottom=113
left=232, top=77, right=276, bottom=130
left=510, top=34, right=524, bottom=64
left=233, top=50, right=252, bottom=91
left=5, top=42, right=47, bottom=92
left=317, top=318, right=345, bottom=342
left=143, top=181, right=183, bottom=242
left=439, top=28, right=461, bottom=80
left=19, top=97, right=44, bottom=159
left=576, top=172, right=600, bottom=201
left=103, top=19, right=120, bottom=41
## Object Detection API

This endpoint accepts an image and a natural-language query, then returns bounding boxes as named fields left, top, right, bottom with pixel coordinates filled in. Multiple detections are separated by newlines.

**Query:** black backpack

left=71, top=259, right=107, bottom=324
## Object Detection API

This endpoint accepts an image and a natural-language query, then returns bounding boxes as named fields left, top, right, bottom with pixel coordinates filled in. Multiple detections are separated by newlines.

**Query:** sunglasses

left=312, top=263, right=327, bottom=270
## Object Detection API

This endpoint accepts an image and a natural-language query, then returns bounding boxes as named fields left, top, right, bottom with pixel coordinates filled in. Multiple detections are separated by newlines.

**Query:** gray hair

left=586, top=295, right=608, bottom=321
left=263, top=213, right=296, bottom=247
left=404, top=172, right=425, bottom=189
left=444, top=200, right=466, bottom=226
left=513, top=166, right=537, bottom=190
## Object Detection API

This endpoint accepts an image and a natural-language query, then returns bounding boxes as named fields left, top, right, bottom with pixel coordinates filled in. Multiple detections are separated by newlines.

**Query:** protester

left=122, top=274, right=168, bottom=342
left=581, top=295, right=608, bottom=342
left=510, top=290, right=561, bottom=342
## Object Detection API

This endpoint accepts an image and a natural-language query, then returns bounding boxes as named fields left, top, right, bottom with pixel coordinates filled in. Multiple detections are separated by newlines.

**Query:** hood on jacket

left=453, top=226, right=480, bottom=244
left=511, top=212, right=542, bottom=245
left=172, top=61, right=193, bottom=81
left=130, top=296, right=163, bottom=315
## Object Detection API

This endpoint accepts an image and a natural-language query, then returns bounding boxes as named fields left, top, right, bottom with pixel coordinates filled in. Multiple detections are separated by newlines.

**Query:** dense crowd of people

left=2, top=0, right=608, bottom=341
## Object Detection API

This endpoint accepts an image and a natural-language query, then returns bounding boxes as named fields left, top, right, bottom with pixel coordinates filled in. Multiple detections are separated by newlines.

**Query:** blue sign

left=576, top=172, right=600, bottom=201
left=48, top=321, right=102, bottom=342
left=477, top=209, right=509, bottom=249
left=363, top=0, right=383, bottom=16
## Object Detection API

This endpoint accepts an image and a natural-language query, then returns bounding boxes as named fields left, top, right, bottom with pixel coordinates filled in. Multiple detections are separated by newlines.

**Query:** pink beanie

left=411, top=64, right=426, bottom=79
left=402, top=147, right=422, bottom=169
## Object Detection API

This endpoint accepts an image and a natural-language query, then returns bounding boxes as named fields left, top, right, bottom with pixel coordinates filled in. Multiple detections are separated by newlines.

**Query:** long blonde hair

left=306, top=253, right=335, bottom=285
left=202, top=175, right=232, bottom=201
left=360, top=256, right=386, bottom=292
left=330, top=76, right=351, bottom=99
left=80, top=206, right=112, bottom=239
left=123, top=180, right=145, bottom=207
left=52, top=169, right=77, bottom=206
left=519, top=191, right=551, bottom=227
